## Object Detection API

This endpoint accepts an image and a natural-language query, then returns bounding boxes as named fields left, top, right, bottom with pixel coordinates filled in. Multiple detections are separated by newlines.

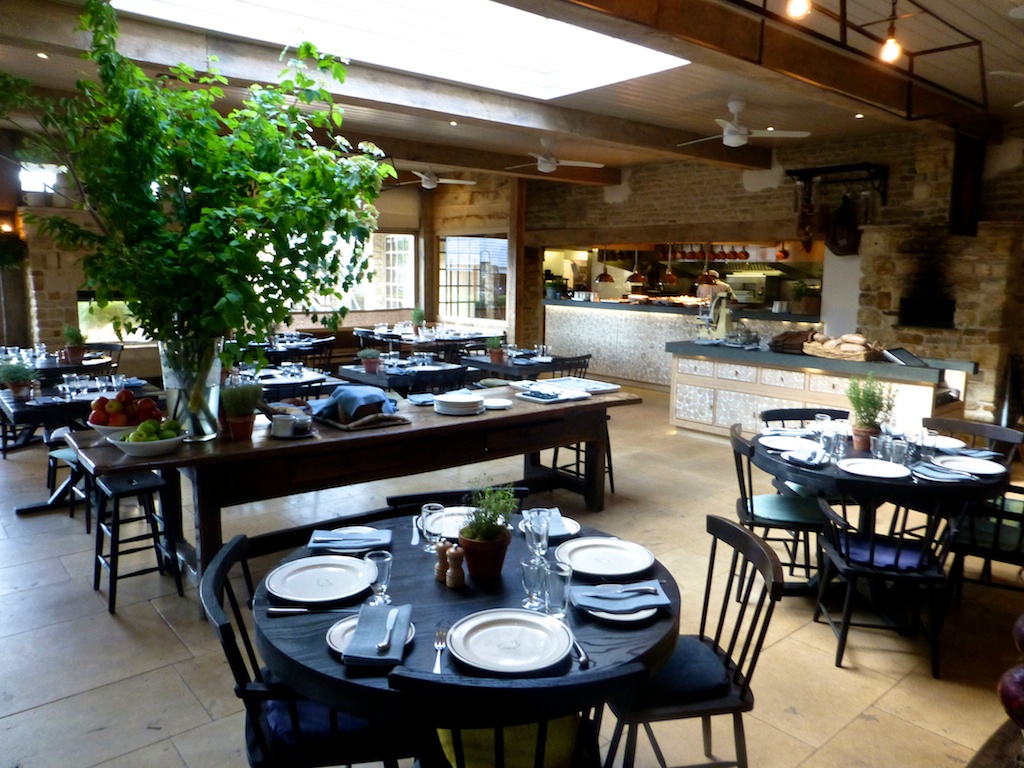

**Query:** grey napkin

left=385, top=367, right=411, bottom=375
left=937, top=447, right=1001, bottom=460
left=407, top=394, right=434, bottom=406
left=341, top=604, right=412, bottom=666
left=547, top=508, right=569, bottom=537
left=569, top=580, right=670, bottom=615
left=123, top=377, right=147, bottom=387
left=784, top=447, right=828, bottom=468
left=761, top=427, right=815, bottom=438
left=513, top=358, right=537, bottom=365
left=910, top=461, right=973, bottom=482
left=307, top=529, right=392, bottom=552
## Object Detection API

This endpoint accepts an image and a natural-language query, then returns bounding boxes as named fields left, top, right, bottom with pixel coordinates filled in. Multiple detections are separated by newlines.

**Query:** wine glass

left=364, top=550, right=393, bottom=605
left=523, top=508, right=552, bottom=563
left=521, top=558, right=547, bottom=611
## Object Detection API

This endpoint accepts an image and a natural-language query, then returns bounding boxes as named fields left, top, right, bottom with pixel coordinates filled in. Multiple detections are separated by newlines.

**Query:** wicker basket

left=802, top=342, right=884, bottom=362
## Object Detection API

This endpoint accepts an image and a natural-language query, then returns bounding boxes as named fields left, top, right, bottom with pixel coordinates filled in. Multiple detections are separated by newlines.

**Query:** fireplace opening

left=899, top=296, right=955, bottom=329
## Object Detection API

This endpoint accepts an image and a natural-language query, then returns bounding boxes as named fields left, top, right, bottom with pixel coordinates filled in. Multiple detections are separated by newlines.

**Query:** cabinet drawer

left=715, top=362, right=757, bottom=383
left=758, top=367, right=806, bottom=390
left=676, top=358, right=715, bottom=377
left=808, top=374, right=850, bottom=397
left=674, top=383, right=714, bottom=424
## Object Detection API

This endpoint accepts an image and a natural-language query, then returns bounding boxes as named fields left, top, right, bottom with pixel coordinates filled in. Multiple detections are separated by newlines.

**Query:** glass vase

left=158, top=337, right=223, bottom=442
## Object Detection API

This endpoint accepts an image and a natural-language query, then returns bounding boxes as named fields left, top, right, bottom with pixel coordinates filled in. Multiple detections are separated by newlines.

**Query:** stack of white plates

left=433, top=393, right=485, bottom=416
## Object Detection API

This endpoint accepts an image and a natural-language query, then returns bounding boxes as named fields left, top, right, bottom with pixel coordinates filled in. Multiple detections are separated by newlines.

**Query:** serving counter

left=665, top=341, right=974, bottom=436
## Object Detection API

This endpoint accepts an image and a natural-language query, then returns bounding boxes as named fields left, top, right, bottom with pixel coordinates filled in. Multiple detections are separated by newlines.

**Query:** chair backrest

left=302, top=336, right=335, bottom=372
left=728, top=423, right=757, bottom=521
left=954, top=484, right=1024, bottom=574
left=549, top=354, right=591, bottom=379
left=85, top=342, right=124, bottom=374
left=385, top=487, right=531, bottom=517
left=410, top=365, right=468, bottom=395
left=353, top=328, right=389, bottom=354
left=921, top=417, right=1024, bottom=467
left=816, top=481, right=954, bottom=572
left=759, top=407, right=849, bottom=427
left=699, top=515, right=784, bottom=695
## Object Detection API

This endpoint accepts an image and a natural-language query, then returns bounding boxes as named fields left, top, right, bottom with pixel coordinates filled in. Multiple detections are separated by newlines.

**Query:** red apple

left=90, top=396, right=109, bottom=412
left=136, top=397, right=156, bottom=411
left=124, top=402, right=139, bottom=418
left=105, top=400, right=124, bottom=414
left=115, top=389, right=135, bottom=404
left=107, top=412, right=128, bottom=427
left=88, top=409, right=109, bottom=425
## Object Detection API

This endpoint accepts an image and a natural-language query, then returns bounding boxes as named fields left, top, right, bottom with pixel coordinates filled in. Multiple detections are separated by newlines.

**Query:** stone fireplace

left=857, top=222, right=1024, bottom=422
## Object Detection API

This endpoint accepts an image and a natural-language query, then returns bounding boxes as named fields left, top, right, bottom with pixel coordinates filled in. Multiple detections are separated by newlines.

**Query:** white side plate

left=446, top=608, right=572, bottom=674
left=265, top=555, right=374, bottom=603
left=759, top=436, right=821, bottom=453
left=326, top=615, right=415, bottom=653
left=932, top=455, right=1006, bottom=476
left=836, top=458, right=910, bottom=479
left=554, top=537, right=655, bottom=577
left=517, top=517, right=581, bottom=539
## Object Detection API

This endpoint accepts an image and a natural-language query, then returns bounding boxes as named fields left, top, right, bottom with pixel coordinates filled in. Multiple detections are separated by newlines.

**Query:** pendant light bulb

left=595, top=249, right=614, bottom=283
left=785, top=0, right=811, bottom=19
left=626, top=249, right=644, bottom=284
left=663, top=245, right=678, bottom=285
left=880, top=22, right=901, bottom=62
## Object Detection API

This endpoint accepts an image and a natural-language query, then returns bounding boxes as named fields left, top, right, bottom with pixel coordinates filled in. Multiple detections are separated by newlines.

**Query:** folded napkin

left=407, top=393, right=434, bottom=406
left=307, top=529, right=392, bottom=552
left=569, top=580, right=671, bottom=615
left=910, top=461, right=974, bottom=482
left=319, top=413, right=411, bottom=431
left=29, top=396, right=64, bottom=405
left=761, top=427, right=815, bottom=438
left=309, top=384, right=398, bottom=421
left=123, top=377, right=147, bottom=387
left=384, top=367, right=411, bottom=375
left=341, top=604, right=412, bottom=666
left=547, top=507, right=569, bottom=537
left=513, top=358, right=537, bottom=365
left=783, top=447, right=828, bottom=469
left=937, top=447, right=1002, bottom=460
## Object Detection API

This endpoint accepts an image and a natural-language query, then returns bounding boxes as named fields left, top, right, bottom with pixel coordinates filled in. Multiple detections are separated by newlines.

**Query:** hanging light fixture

left=594, top=249, right=614, bottom=283
left=696, top=246, right=716, bottom=285
left=663, top=245, right=678, bottom=285
left=785, top=0, right=812, bottom=19
left=880, top=0, right=902, bottom=62
left=626, top=249, right=644, bottom=284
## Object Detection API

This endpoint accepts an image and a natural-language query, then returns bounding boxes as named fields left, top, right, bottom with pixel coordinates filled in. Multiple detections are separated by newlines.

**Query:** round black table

left=253, top=515, right=680, bottom=719
left=32, top=354, right=113, bottom=384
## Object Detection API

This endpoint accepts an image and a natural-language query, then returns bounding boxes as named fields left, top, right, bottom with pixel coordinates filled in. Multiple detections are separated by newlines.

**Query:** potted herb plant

left=458, top=483, right=518, bottom=581
left=411, top=307, right=426, bottom=336
left=0, top=361, right=37, bottom=400
left=219, top=382, right=264, bottom=441
left=356, top=348, right=382, bottom=374
left=61, top=323, right=87, bottom=365
left=0, top=0, right=390, bottom=442
left=790, top=281, right=821, bottom=316
left=846, top=373, right=895, bottom=451
left=485, top=336, right=505, bottom=364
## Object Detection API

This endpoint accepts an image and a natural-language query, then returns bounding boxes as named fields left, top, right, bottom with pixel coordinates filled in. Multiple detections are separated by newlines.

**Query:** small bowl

left=90, top=422, right=131, bottom=438
left=105, top=431, right=186, bottom=457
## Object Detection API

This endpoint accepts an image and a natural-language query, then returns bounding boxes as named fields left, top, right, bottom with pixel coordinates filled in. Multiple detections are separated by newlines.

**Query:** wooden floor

left=0, top=386, right=1019, bottom=767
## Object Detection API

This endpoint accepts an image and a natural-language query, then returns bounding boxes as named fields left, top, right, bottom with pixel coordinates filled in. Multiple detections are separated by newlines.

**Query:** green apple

left=158, top=429, right=178, bottom=440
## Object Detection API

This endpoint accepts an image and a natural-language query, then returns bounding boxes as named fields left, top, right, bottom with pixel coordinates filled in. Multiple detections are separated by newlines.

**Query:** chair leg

left=106, top=500, right=121, bottom=614
left=701, top=714, right=713, bottom=757
left=733, top=712, right=749, bottom=768
left=92, top=493, right=107, bottom=591
left=643, top=721, right=669, bottom=768
left=603, top=719, right=625, bottom=768
left=604, top=420, right=615, bottom=494
left=835, top=574, right=859, bottom=668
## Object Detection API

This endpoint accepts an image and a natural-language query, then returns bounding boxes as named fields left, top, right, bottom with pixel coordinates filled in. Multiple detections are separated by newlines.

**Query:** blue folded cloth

left=407, top=393, right=434, bottom=406
left=123, top=377, right=147, bottom=387
left=341, top=604, right=412, bottom=666
left=307, top=529, right=392, bottom=552
left=910, top=461, right=973, bottom=482
left=569, top=580, right=671, bottom=615
left=513, top=358, right=536, bottom=365
left=310, top=384, right=397, bottom=419
left=937, top=447, right=1001, bottom=460
left=384, top=367, right=411, bottom=375
left=546, top=507, right=569, bottom=537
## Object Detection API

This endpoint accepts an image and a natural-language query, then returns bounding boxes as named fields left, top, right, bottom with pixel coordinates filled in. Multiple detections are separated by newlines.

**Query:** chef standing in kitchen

left=696, top=270, right=735, bottom=302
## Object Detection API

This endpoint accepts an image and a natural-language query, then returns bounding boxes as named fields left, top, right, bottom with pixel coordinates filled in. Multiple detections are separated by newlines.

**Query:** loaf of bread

left=812, top=332, right=829, bottom=343
left=823, top=338, right=842, bottom=350
left=838, top=342, right=866, bottom=353
left=840, top=333, right=867, bottom=345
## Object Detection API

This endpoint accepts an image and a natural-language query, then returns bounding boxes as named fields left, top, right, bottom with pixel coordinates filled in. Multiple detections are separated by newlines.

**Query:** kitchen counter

left=544, top=298, right=818, bottom=323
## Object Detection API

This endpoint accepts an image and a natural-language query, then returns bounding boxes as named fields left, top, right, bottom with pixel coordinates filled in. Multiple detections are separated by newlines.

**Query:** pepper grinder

left=435, top=540, right=452, bottom=582
left=445, top=545, right=465, bottom=589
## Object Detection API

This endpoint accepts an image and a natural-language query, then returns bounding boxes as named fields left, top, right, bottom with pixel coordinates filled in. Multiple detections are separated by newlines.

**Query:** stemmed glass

left=521, top=558, right=547, bottom=610
left=523, top=508, right=552, bottom=563
left=364, top=550, right=393, bottom=605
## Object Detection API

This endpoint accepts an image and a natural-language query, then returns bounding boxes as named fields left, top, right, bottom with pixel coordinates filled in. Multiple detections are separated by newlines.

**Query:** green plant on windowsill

left=846, top=373, right=895, bottom=430
left=461, top=483, right=518, bottom=542
left=219, top=382, right=264, bottom=418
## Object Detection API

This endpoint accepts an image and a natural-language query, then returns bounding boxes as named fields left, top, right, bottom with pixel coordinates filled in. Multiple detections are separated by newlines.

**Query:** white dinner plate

left=932, top=455, right=1006, bottom=476
left=758, top=436, right=821, bottom=453
left=554, top=537, right=655, bottom=578
left=483, top=398, right=513, bottom=410
left=933, top=435, right=966, bottom=450
left=585, top=606, right=659, bottom=623
left=326, top=615, right=415, bottom=654
left=422, top=506, right=475, bottom=539
left=836, top=458, right=911, bottom=479
left=446, top=608, right=573, bottom=674
left=265, top=555, right=375, bottom=603
left=517, top=516, right=581, bottom=539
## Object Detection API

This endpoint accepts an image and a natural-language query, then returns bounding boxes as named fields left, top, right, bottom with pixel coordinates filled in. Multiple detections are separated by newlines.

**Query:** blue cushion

left=641, top=636, right=730, bottom=706
left=841, top=537, right=934, bottom=571
left=264, top=698, right=373, bottom=747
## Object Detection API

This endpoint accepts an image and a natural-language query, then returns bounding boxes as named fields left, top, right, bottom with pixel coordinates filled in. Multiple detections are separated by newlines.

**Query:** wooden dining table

left=253, top=514, right=680, bottom=721
left=460, top=354, right=571, bottom=381
left=66, top=386, right=641, bottom=581
left=335, top=361, right=482, bottom=395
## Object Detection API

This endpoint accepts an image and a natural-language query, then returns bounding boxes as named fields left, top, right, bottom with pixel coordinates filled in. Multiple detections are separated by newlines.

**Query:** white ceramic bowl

left=89, top=422, right=131, bottom=437
left=105, top=431, right=185, bottom=457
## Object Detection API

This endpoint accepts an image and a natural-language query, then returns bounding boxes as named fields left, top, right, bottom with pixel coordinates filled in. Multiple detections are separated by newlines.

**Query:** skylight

left=111, top=0, right=689, bottom=100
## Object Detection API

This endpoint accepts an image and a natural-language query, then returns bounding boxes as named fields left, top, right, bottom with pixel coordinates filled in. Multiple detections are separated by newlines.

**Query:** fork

left=433, top=625, right=447, bottom=674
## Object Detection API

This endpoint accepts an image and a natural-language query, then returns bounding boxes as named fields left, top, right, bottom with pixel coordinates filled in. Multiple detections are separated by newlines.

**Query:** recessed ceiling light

left=765, top=126, right=775, bottom=132
left=449, top=121, right=458, bottom=126
left=855, top=113, right=865, bottom=119
left=36, top=52, right=48, bottom=59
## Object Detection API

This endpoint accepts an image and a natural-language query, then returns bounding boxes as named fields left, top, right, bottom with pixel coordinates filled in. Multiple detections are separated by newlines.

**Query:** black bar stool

left=92, top=471, right=184, bottom=613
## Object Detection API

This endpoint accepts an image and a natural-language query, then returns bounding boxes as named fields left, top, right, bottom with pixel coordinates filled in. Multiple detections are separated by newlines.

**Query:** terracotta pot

left=458, top=527, right=512, bottom=581
left=851, top=425, right=880, bottom=452
left=488, top=349, right=505, bottom=364
left=362, top=358, right=380, bottom=374
left=7, top=381, right=32, bottom=401
left=225, top=414, right=255, bottom=441
left=64, top=346, right=86, bottom=365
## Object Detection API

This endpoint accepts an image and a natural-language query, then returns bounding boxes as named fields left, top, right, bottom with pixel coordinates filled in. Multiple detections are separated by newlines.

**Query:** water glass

left=95, top=375, right=111, bottom=392
left=544, top=562, right=572, bottom=619
left=523, top=508, right=552, bottom=562
left=819, top=430, right=836, bottom=456
left=918, top=429, right=938, bottom=460
left=813, top=413, right=832, bottom=437
left=365, top=550, right=393, bottom=605
left=111, top=374, right=126, bottom=392
left=521, top=559, right=547, bottom=611
left=61, top=373, right=77, bottom=396
left=420, top=503, right=444, bottom=552
left=830, top=435, right=847, bottom=463
left=890, top=438, right=909, bottom=465
left=870, top=434, right=891, bottom=461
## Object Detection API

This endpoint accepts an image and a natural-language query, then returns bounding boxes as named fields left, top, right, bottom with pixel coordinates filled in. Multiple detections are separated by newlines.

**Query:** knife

left=266, top=607, right=359, bottom=617
left=377, top=608, right=398, bottom=651
left=582, top=585, right=657, bottom=599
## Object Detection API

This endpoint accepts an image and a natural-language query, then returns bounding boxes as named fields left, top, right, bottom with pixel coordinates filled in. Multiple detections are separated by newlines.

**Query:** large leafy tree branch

left=0, top=0, right=392, bottom=349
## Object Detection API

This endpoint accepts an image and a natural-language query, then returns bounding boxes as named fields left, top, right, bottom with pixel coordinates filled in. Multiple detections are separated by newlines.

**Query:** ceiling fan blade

left=556, top=159, right=605, bottom=168
left=749, top=129, right=811, bottom=139
left=1014, top=98, right=1024, bottom=108
left=714, top=118, right=735, bottom=131
left=676, top=135, right=720, bottom=148
left=504, top=162, right=536, bottom=170
left=990, top=71, right=1024, bottom=79
left=411, top=170, right=429, bottom=180
left=436, top=178, right=477, bottom=185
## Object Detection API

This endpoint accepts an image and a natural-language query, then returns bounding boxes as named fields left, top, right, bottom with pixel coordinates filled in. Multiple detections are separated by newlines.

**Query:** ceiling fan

left=506, top=138, right=605, bottom=174
left=678, top=97, right=811, bottom=148
left=404, top=169, right=477, bottom=190
left=989, top=71, right=1024, bottom=107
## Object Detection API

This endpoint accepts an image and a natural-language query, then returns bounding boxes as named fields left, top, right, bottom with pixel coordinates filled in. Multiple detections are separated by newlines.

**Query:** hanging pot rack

left=786, top=163, right=889, bottom=206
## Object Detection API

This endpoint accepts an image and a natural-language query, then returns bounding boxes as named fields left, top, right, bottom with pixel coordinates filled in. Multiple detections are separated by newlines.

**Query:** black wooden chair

left=84, top=342, right=124, bottom=374
left=921, top=417, right=1023, bottom=467
left=548, top=354, right=592, bottom=379
left=199, top=534, right=414, bottom=768
left=759, top=407, right=849, bottom=428
left=730, top=423, right=823, bottom=580
left=409, top=365, right=469, bottom=395
left=602, top=516, right=784, bottom=768
left=813, top=482, right=954, bottom=678
left=546, top=355, right=614, bottom=493
left=300, top=336, right=335, bottom=373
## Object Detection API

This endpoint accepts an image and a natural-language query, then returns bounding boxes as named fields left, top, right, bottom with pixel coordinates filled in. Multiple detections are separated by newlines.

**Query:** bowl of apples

left=88, top=389, right=163, bottom=437
left=105, top=418, right=185, bottom=457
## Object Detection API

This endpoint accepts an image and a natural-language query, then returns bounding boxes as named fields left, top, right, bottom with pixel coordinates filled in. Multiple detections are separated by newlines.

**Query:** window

left=315, top=232, right=416, bottom=312
left=439, top=236, right=508, bottom=321
left=19, top=163, right=60, bottom=193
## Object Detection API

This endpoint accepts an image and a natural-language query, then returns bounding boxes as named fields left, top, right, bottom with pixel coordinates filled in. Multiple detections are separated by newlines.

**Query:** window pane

left=326, top=232, right=416, bottom=311
left=439, top=236, right=507, bottom=321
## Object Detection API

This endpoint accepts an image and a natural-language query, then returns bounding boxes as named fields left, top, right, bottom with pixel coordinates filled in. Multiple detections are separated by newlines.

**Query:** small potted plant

left=790, top=281, right=821, bottom=316
left=458, top=482, right=518, bottom=581
left=846, top=373, right=895, bottom=451
left=411, top=306, right=426, bottom=336
left=485, top=336, right=505, bottom=364
left=544, top=276, right=567, bottom=300
left=357, top=347, right=382, bottom=374
left=219, top=382, right=264, bottom=441
left=0, top=361, right=38, bottom=400
left=61, top=323, right=87, bottom=365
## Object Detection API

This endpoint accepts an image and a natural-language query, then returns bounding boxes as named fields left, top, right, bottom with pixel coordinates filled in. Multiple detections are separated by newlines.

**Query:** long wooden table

left=67, top=386, right=640, bottom=579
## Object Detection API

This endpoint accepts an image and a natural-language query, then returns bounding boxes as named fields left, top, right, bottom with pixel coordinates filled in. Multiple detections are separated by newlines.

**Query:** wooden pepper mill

left=445, top=545, right=465, bottom=589
left=435, top=540, right=452, bottom=582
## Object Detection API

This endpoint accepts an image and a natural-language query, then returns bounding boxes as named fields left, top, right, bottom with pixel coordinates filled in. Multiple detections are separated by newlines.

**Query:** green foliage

left=411, top=306, right=426, bottom=326
left=356, top=348, right=381, bottom=359
left=461, top=482, right=517, bottom=541
left=61, top=322, right=86, bottom=346
left=0, top=233, right=27, bottom=270
left=0, top=361, right=37, bottom=384
left=485, top=336, right=503, bottom=350
left=0, top=0, right=394, bottom=350
left=846, top=374, right=895, bottom=429
left=219, top=382, right=264, bottom=417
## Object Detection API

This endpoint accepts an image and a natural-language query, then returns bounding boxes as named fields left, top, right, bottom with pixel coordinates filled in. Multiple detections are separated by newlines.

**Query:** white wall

left=821, top=247, right=862, bottom=336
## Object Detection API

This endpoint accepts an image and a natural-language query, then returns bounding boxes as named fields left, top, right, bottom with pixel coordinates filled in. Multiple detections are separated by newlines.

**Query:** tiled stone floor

left=0, top=386, right=1019, bottom=767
